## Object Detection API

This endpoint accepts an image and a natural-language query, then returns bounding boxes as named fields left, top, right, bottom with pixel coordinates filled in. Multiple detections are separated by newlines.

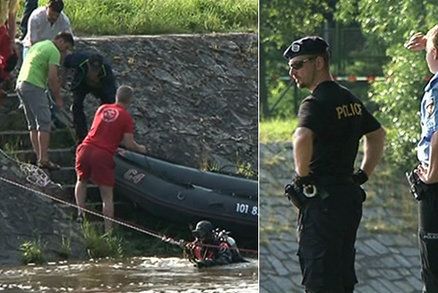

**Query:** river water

left=0, top=257, right=258, bottom=292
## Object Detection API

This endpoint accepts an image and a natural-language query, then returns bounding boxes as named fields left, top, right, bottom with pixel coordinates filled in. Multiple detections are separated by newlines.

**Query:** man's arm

left=293, top=127, right=314, bottom=177
left=48, top=64, right=63, bottom=108
left=196, top=244, right=232, bottom=268
left=121, top=133, right=146, bottom=154
left=360, top=127, right=386, bottom=177
left=419, top=131, right=438, bottom=183
left=27, top=13, right=41, bottom=46
left=405, top=32, right=426, bottom=51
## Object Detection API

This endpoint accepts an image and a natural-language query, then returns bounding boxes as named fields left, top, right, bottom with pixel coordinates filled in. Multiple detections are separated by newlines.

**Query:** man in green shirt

left=16, top=32, right=74, bottom=170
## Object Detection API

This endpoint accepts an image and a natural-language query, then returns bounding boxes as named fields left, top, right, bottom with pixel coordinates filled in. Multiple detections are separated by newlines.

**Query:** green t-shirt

left=17, top=40, right=61, bottom=89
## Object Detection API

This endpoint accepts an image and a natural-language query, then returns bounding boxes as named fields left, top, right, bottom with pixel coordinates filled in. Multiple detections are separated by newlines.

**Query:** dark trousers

left=20, top=0, right=38, bottom=38
left=71, top=88, right=114, bottom=143
left=418, top=186, right=438, bottom=292
left=297, top=184, right=363, bottom=293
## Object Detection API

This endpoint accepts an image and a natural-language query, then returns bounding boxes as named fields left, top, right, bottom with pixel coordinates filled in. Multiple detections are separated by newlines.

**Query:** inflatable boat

left=114, top=149, right=258, bottom=238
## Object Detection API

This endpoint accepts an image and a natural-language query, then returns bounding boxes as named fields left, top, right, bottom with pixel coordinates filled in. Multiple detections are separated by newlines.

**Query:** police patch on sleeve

left=426, top=100, right=435, bottom=117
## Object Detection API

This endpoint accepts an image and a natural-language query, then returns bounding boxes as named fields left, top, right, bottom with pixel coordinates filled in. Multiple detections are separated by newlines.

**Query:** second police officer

left=284, top=36, right=386, bottom=292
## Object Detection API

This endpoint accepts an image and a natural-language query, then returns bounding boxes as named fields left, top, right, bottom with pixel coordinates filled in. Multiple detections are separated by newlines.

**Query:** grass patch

left=58, top=235, right=72, bottom=260
left=200, top=159, right=221, bottom=173
left=260, top=118, right=297, bottom=143
left=236, top=161, right=256, bottom=179
left=20, top=239, right=45, bottom=265
left=82, top=220, right=124, bottom=259
left=34, top=0, right=257, bottom=35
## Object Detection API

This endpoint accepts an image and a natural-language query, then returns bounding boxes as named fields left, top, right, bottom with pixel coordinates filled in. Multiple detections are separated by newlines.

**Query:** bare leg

left=99, top=185, right=114, bottom=233
left=38, top=131, right=50, bottom=163
left=75, top=179, right=87, bottom=218
left=29, top=130, right=39, bottom=161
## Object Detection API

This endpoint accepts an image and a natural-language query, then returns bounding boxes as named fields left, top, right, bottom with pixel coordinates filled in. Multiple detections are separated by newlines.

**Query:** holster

left=284, top=182, right=324, bottom=209
left=405, top=170, right=428, bottom=201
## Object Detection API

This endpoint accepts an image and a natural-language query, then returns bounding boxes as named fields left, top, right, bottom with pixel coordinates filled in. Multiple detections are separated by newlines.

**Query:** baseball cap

left=88, top=54, right=104, bottom=69
left=283, top=36, right=329, bottom=60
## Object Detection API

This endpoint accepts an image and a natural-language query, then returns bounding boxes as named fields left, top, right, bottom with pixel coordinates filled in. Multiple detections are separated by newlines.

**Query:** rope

left=0, top=173, right=258, bottom=254
left=0, top=146, right=257, bottom=254
left=0, top=175, right=181, bottom=245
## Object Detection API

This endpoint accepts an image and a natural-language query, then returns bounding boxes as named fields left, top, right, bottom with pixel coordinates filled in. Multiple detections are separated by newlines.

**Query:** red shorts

left=75, top=144, right=115, bottom=186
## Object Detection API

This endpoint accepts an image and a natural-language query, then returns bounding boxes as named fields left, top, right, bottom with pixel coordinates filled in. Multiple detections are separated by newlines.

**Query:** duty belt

left=315, top=176, right=354, bottom=186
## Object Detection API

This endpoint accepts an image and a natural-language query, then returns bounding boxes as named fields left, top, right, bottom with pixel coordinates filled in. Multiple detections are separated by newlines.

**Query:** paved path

left=260, top=143, right=422, bottom=293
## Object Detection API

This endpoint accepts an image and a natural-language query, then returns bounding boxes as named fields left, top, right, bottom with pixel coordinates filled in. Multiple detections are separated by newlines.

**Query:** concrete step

left=49, top=166, right=76, bottom=184
left=0, top=130, right=75, bottom=150
left=0, top=94, right=74, bottom=132
left=0, top=109, right=27, bottom=131
left=59, top=184, right=134, bottom=223
left=0, top=93, right=20, bottom=110
left=6, top=148, right=75, bottom=166
left=62, top=183, right=101, bottom=201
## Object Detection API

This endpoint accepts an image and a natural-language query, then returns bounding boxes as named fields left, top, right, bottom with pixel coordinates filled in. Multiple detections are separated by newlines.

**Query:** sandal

left=37, top=160, right=61, bottom=171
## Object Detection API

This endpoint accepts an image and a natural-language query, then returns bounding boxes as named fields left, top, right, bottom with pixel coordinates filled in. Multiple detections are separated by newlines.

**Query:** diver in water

left=183, top=220, right=245, bottom=268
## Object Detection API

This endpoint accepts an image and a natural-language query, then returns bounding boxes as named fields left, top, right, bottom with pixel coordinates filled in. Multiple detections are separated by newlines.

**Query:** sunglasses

left=289, top=56, right=317, bottom=70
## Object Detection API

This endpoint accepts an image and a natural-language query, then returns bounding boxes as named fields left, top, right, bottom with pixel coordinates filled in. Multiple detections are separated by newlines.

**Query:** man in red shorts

left=74, top=85, right=146, bottom=232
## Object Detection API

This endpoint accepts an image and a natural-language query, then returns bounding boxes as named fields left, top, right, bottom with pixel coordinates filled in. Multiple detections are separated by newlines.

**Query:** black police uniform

left=63, top=52, right=117, bottom=143
left=296, top=81, right=381, bottom=292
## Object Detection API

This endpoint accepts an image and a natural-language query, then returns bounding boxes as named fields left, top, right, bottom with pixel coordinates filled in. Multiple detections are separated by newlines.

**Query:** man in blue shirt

left=406, top=26, right=438, bottom=292
left=63, top=52, right=117, bottom=145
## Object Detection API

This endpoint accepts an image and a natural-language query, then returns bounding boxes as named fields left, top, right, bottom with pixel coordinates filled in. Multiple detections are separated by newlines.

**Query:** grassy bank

left=259, top=118, right=297, bottom=143
left=34, top=0, right=257, bottom=35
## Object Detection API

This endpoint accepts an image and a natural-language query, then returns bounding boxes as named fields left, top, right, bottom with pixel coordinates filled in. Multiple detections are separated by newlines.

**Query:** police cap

left=283, top=36, right=329, bottom=60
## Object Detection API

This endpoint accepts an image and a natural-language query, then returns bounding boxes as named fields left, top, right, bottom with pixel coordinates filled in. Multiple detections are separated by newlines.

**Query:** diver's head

left=192, top=220, right=214, bottom=241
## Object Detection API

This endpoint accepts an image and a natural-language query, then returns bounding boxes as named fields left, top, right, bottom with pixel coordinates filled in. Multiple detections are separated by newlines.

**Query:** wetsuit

left=185, top=234, right=244, bottom=268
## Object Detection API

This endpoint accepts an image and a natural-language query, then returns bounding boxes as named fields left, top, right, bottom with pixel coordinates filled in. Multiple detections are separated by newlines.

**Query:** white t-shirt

left=22, top=6, right=73, bottom=48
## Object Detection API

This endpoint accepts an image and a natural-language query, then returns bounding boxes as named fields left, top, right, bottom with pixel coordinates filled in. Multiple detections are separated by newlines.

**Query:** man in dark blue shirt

left=63, top=52, right=117, bottom=144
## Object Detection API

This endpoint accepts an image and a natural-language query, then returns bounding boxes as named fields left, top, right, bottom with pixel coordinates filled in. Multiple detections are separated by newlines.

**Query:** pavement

left=259, top=143, right=423, bottom=293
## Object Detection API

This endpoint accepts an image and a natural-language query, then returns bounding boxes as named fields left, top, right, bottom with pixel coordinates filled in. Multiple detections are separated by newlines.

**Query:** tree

left=260, top=0, right=331, bottom=118
left=336, top=0, right=436, bottom=168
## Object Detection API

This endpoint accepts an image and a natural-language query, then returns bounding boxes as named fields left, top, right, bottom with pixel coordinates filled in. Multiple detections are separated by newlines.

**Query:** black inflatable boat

left=114, top=149, right=258, bottom=238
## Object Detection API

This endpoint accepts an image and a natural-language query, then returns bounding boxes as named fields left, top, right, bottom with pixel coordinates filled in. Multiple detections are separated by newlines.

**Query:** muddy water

left=0, top=257, right=258, bottom=292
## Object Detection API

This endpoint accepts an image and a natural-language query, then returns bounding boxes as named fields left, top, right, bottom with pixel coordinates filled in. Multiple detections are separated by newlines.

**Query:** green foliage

left=20, top=239, right=45, bottom=265
left=56, top=0, right=257, bottom=35
left=260, top=0, right=331, bottom=118
left=259, top=118, right=297, bottom=143
left=336, top=0, right=435, bottom=169
left=82, top=220, right=124, bottom=259
left=58, top=235, right=72, bottom=260
left=200, top=160, right=221, bottom=173
left=236, top=161, right=256, bottom=179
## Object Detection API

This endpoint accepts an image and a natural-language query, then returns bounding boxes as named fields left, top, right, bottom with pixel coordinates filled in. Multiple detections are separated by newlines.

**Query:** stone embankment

left=260, top=143, right=422, bottom=293
left=75, top=33, right=258, bottom=173
left=0, top=33, right=257, bottom=265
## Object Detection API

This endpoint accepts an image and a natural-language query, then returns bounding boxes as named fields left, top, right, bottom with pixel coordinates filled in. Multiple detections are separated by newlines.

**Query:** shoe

left=37, top=160, right=61, bottom=170
left=76, top=213, right=84, bottom=224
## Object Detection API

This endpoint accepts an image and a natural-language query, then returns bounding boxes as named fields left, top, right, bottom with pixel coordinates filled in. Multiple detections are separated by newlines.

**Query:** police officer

left=283, top=36, right=385, bottom=292
left=406, top=26, right=438, bottom=292
left=63, top=51, right=117, bottom=145
left=183, top=220, right=244, bottom=268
